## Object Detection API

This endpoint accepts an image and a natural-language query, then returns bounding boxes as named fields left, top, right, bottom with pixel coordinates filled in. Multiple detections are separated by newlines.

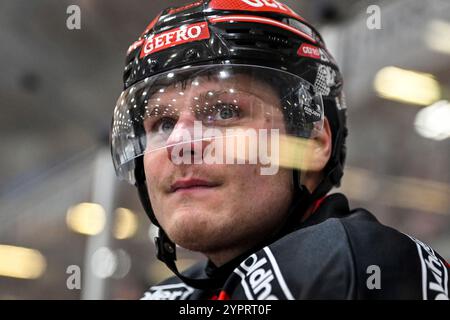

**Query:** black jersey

left=142, top=193, right=450, bottom=300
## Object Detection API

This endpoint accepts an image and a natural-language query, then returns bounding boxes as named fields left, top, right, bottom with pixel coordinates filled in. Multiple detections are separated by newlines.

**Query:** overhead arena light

left=0, top=245, right=46, bottom=279
left=374, top=66, right=441, bottom=106
left=415, top=100, right=450, bottom=141
left=66, top=202, right=106, bottom=236
left=114, top=208, right=138, bottom=240
left=425, top=19, right=450, bottom=55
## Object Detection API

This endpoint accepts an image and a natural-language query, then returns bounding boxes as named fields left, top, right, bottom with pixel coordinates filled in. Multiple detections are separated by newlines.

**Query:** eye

left=154, top=117, right=177, bottom=135
left=213, top=104, right=240, bottom=121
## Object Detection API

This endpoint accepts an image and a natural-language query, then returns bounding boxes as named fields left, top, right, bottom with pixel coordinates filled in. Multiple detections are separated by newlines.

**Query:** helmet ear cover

left=322, top=94, right=347, bottom=188
left=134, top=156, right=158, bottom=226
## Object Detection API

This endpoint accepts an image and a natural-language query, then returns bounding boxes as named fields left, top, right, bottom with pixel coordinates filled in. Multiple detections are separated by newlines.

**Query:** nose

left=165, top=112, right=209, bottom=164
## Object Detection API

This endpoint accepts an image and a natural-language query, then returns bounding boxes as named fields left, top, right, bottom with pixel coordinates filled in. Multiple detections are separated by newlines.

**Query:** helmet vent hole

left=222, top=25, right=292, bottom=50
left=225, top=28, right=251, bottom=34
left=233, top=39, right=258, bottom=46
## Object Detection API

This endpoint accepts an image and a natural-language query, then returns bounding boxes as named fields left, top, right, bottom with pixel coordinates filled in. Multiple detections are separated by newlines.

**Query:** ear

left=305, top=117, right=332, bottom=172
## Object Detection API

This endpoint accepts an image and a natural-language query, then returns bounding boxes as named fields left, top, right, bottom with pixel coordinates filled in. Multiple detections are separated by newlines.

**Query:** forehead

left=149, top=72, right=280, bottom=103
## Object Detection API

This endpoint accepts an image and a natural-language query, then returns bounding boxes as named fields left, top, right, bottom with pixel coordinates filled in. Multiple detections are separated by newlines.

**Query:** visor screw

left=164, top=242, right=174, bottom=254
left=147, top=59, right=158, bottom=71
left=185, top=49, right=199, bottom=60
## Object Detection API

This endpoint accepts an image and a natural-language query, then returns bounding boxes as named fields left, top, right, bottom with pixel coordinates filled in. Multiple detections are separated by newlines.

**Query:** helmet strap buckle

left=155, top=228, right=176, bottom=263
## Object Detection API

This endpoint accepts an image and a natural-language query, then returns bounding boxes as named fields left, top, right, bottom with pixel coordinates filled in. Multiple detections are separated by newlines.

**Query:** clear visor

left=111, top=65, right=324, bottom=183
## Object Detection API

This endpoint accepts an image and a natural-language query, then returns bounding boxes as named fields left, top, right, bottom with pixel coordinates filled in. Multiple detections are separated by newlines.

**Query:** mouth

left=170, top=178, right=221, bottom=193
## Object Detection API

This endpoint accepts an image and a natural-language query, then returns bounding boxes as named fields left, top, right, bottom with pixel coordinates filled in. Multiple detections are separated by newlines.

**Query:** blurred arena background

left=0, top=0, right=449, bottom=299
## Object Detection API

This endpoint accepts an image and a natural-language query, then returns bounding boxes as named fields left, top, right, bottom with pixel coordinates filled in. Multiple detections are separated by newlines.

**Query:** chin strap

left=155, top=228, right=238, bottom=290
left=275, top=170, right=311, bottom=236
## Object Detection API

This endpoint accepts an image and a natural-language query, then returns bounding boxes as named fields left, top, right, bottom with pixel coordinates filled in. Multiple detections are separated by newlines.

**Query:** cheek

left=219, top=165, right=293, bottom=243
left=143, top=152, right=167, bottom=205
left=143, top=155, right=157, bottom=186
left=144, top=147, right=170, bottom=177
left=224, top=165, right=292, bottom=213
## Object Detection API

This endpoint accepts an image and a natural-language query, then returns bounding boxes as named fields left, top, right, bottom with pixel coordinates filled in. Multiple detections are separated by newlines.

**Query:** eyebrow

left=144, top=104, right=178, bottom=118
left=196, top=90, right=228, bottom=104
left=144, top=87, right=263, bottom=117
left=147, top=90, right=228, bottom=107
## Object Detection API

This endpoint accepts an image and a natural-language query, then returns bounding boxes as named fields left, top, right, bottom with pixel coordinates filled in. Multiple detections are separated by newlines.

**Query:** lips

left=170, top=178, right=220, bottom=193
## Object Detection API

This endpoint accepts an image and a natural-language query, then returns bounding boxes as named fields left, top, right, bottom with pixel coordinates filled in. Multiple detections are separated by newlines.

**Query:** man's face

left=143, top=73, right=293, bottom=260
